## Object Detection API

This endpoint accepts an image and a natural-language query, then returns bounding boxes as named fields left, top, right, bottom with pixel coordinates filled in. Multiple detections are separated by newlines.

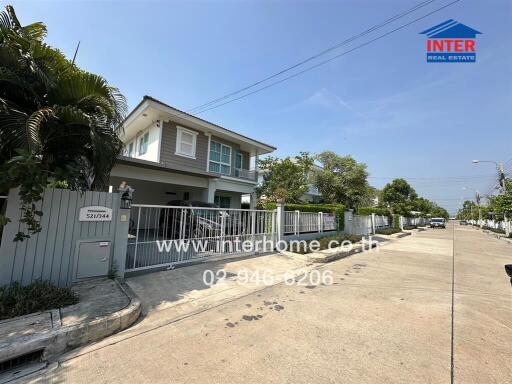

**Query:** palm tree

left=0, top=4, right=126, bottom=190
left=0, top=5, right=127, bottom=239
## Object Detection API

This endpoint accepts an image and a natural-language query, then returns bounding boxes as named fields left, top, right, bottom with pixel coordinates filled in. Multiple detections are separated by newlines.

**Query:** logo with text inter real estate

left=420, top=19, right=481, bottom=63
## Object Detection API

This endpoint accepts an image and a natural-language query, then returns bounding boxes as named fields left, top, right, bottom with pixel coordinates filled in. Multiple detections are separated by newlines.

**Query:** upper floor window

left=236, top=152, right=243, bottom=169
left=138, top=132, right=149, bottom=155
left=176, top=126, right=197, bottom=158
left=209, top=141, right=231, bottom=175
left=127, top=141, right=134, bottom=157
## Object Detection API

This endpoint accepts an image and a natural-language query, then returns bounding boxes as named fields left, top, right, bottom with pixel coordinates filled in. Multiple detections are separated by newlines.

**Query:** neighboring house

left=254, top=162, right=323, bottom=204
left=109, top=96, right=276, bottom=209
left=302, top=164, right=323, bottom=203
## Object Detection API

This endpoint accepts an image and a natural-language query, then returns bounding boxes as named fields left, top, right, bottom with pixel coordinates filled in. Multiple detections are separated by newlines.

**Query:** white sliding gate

left=126, top=205, right=277, bottom=272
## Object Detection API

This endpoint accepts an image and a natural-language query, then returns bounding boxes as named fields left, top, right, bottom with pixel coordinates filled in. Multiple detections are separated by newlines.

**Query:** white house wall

left=123, top=122, right=161, bottom=163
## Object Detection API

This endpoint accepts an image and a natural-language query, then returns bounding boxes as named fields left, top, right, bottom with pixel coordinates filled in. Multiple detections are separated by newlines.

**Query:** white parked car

left=429, top=218, right=446, bottom=229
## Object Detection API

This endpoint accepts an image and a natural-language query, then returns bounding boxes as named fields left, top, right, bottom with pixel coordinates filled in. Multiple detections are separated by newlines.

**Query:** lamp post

left=472, top=160, right=506, bottom=193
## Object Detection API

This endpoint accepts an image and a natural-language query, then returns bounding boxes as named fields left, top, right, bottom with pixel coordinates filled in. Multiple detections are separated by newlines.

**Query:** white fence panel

left=374, top=215, right=390, bottom=229
left=352, top=215, right=373, bottom=236
left=283, top=210, right=338, bottom=235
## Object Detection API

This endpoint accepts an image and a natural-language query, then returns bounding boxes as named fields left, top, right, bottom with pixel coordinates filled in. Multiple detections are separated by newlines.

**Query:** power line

left=186, top=0, right=439, bottom=113
left=368, top=175, right=494, bottom=180
left=190, top=0, right=462, bottom=114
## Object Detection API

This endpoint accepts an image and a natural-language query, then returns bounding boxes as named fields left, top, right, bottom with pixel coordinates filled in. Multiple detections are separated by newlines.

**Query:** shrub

left=403, top=225, right=417, bottom=230
left=0, top=281, right=79, bottom=320
left=376, top=227, right=402, bottom=235
left=356, top=207, right=392, bottom=217
left=482, top=226, right=506, bottom=235
left=288, top=234, right=362, bottom=254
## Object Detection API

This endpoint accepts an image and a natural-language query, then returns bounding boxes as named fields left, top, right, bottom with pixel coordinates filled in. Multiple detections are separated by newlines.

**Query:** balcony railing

left=234, top=168, right=257, bottom=181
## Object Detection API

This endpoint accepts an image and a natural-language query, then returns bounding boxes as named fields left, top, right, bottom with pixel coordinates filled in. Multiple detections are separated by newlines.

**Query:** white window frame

left=209, top=140, right=232, bottom=176
left=175, top=126, right=198, bottom=159
left=236, top=152, right=243, bottom=169
left=138, top=132, right=149, bottom=155
left=127, top=141, right=134, bottom=157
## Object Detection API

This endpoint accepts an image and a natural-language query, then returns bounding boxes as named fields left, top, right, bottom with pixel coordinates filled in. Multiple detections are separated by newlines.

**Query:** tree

left=488, top=179, right=512, bottom=219
left=314, top=152, right=369, bottom=208
left=429, top=205, right=449, bottom=219
left=256, top=152, right=314, bottom=203
left=381, top=178, right=418, bottom=215
left=412, top=197, right=431, bottom=213
left=456, top=200, right=478, bottom=220
left=359, top=186, right=381, bottom=207
left=0, top=5, right=126, bottom=239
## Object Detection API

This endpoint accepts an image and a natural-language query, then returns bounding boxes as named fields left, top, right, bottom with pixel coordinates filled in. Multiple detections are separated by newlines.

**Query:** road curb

left=0, top=279, right=141, bottom=364
left=481, top=229, right=512, bottom=245
left=281, top=240, right=381, bottom=264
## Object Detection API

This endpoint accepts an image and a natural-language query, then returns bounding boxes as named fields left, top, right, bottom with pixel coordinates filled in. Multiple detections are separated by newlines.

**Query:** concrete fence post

left=371, top=213, right=376, bottom=235
left=344, top=211, right=353, bottom=235
left=112, top=197, right=130, bottom=281
left=400, top=216, right=404, bottom=231
left=319, top=212, right=324, bottom=233
left=295, top=210, right=300, bottom=235
left=276, top=200, right=285, bottom=242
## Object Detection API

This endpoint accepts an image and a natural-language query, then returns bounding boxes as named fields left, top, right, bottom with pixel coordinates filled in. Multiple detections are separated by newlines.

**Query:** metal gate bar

left=126, top=204, right=277, bottom=272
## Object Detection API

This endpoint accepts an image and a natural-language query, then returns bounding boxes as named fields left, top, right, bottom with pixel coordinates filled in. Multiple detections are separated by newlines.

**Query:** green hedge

left=376, top=227, right=402, bottom=235
left=262, top=203, right=346, bottom=231
left=393, top=214, right=401, bottom=230
left=356, top=207, right=392, bottom=217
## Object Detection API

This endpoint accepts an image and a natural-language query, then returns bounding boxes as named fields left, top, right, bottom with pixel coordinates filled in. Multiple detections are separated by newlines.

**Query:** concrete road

left=28, top=224, right=512, bottom=383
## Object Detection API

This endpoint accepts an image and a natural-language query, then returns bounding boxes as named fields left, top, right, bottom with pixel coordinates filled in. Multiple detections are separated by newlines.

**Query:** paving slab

left=126, top=253, right=315, bottom=317
left=60, top=279, right=130, bottom=326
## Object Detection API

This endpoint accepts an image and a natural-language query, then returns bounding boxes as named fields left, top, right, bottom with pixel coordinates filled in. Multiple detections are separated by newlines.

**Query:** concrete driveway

left=28, top=223, right=512, bottom=383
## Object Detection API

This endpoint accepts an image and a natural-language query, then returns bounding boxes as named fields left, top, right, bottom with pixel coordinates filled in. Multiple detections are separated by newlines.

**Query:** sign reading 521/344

left=79, top=206, right=113, bottom=222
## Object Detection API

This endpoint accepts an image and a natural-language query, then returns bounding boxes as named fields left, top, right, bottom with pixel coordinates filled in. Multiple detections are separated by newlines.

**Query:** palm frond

left=26, top=108, right=53, bottom=150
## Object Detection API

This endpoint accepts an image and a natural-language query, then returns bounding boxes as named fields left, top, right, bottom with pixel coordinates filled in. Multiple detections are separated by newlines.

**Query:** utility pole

left=476, top=190, right=482, bottom=227
left=498, top=163, right=506, bottom=193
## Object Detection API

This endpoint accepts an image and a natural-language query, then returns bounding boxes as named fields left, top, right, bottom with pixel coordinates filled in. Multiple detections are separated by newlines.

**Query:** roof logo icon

left=420, top=19, right=482, bottom=39
left=420, top=20, right=482, bottom=63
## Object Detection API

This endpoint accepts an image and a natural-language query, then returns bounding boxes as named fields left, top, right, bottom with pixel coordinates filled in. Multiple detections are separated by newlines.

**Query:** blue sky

left=9, top=0, right=512, bottom=214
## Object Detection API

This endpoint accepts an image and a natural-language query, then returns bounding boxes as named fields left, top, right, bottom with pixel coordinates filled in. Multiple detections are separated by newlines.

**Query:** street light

left=472, top=159, right=506, bottom=193
left=472, top=159, right=499, bottom=168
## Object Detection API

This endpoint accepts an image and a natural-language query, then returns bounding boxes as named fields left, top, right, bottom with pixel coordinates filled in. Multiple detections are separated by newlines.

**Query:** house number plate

left=79, top=206, right=113, bottom=222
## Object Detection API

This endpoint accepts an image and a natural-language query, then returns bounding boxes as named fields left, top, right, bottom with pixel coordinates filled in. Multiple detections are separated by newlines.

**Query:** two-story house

left=109, top=96, right=276, bottom=208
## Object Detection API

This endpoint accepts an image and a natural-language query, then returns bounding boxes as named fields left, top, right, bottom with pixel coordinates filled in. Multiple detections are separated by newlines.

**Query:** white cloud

left=285, top=88, right=369, bottom=120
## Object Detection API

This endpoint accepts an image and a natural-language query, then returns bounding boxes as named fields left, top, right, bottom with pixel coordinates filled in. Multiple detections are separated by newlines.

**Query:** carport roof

left=116, top=156, right=217, bottom=178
